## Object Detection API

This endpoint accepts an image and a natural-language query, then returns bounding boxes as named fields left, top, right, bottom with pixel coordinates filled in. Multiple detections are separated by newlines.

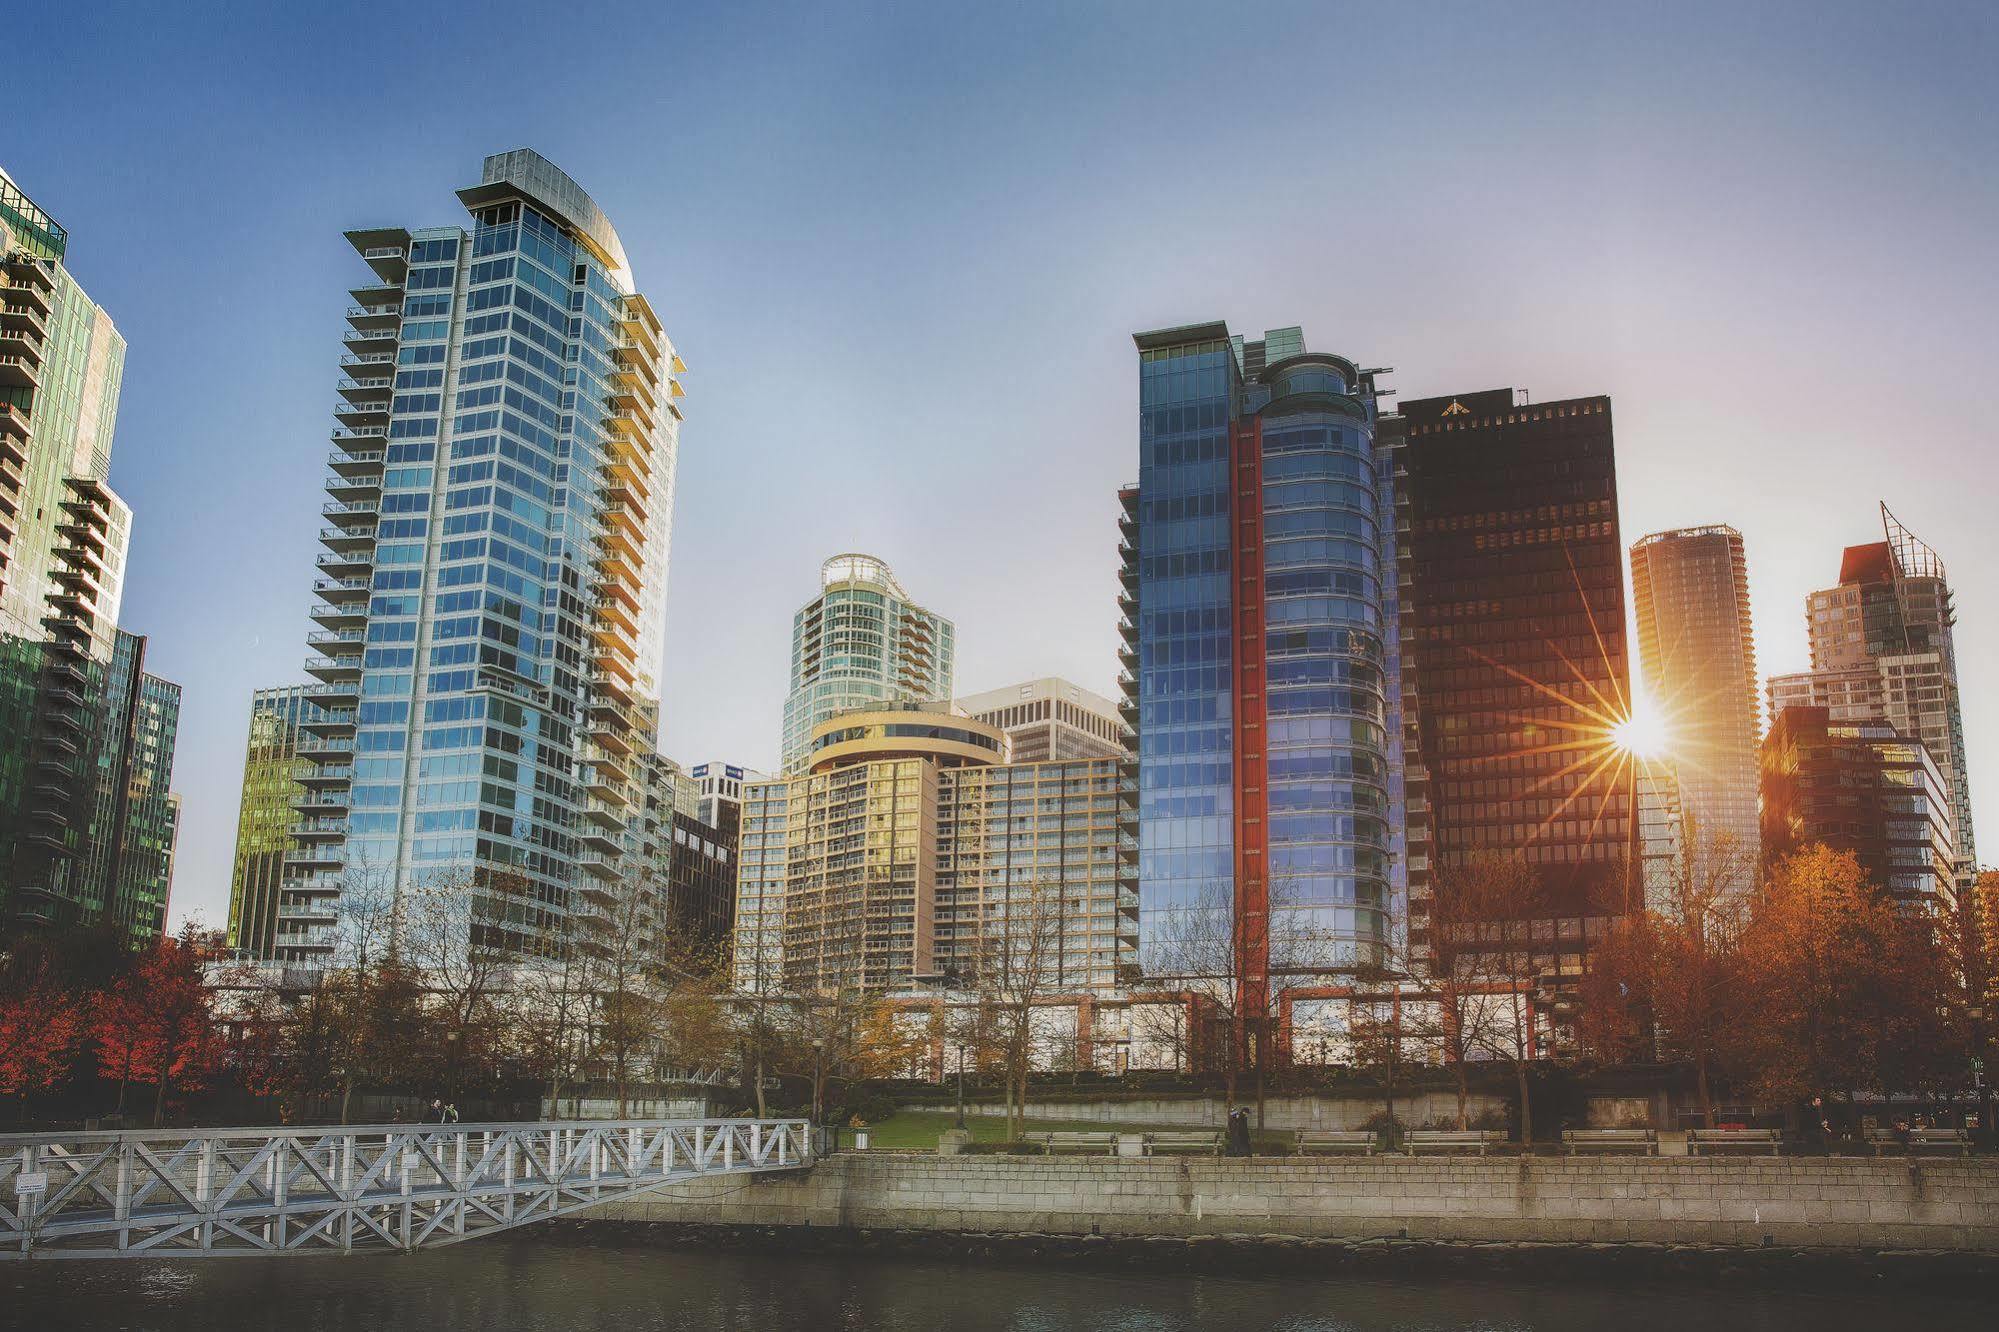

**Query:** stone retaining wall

left=587, top=1153, right=1999, bottom=1251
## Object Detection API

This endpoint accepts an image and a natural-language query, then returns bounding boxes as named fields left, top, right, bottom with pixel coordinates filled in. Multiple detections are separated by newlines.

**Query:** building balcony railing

left=0, top=352, right=40, bottom=389
left=337, top=352, right=395, bottom=370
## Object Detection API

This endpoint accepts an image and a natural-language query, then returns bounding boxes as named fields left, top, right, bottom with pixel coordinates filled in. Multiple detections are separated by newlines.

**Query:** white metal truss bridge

left=0, top=1118, right=810, bottom=1259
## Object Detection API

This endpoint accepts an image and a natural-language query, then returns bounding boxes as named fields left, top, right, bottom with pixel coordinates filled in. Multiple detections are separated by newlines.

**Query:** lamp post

left=1969, top=1005, right=1991, bottom=1152
left=811, top=1037, right=825, bottom=1152
left=954, top=1043, right=968, bottom=1131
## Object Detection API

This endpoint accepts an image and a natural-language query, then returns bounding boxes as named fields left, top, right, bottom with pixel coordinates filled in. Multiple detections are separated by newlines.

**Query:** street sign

left=14, top=1171, right=48, bottom=1196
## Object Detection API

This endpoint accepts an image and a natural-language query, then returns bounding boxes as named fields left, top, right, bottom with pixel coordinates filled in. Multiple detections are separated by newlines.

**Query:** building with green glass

left=779, top=554, right=955, bottom=774
left=0, top=165, right=180, bottom=941
left=226, top=686, right=323, bottom=957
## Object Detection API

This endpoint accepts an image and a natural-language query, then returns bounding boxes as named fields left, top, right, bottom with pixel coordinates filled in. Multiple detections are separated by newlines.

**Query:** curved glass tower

left=289, top=150, right=684, bottom=960
left=778, top=554, right=954, bottom=774
left=1126, top=324, right=1395, bottom=1061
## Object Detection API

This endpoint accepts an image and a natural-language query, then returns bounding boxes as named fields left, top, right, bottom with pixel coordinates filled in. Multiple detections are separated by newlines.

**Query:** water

left=3, top=1237, right=1987, bottom=1332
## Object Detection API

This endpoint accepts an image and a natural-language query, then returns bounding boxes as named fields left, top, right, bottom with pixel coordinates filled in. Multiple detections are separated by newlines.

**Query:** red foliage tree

left=0, top=966, right=82, bottom=1117
left=90, top=927, right=223, bottom=1125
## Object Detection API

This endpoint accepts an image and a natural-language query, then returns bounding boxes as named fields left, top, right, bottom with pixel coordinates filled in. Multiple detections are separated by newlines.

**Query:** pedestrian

left=1226, top=1106, right=1252, bottom=1157
left=445, top=1102, right=460, bottom=1125
left=428, top=1098, right=446, bottom=1124
left=391, top=1105, right=404, bottom=1124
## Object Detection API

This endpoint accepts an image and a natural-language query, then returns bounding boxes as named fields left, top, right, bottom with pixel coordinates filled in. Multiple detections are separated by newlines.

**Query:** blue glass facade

left=1133, top=331, right=1237, bottom=964
left=1246, top=355, right=1393, bottom=967
left=292, top=151, right=682, bottom=960
left=1131, top=324, right=1397, bottom=982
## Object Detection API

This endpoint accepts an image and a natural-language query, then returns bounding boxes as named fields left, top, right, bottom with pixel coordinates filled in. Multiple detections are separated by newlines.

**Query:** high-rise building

left=1774, top=506, right=1976, bottom=895
left=732, top=704, right=1136, bottom=995
left=1628, top=525, right=1760, bottom=883
left=1392, top=388, right=1630, bottom=979
left=1123, top=322, right=1398, bottom=1051
left=779, top=554, right=954, bottom=774
left=690, top=760, right=760, bottom=841
left=631, top=752, right=736, bottom=954
left=290, top=150, right=685, bottom=961
left=226, top=687, right=323, bottom=957
left=0, top=166, right=178, bottom=940
left=1761, top=705, right=1955, bottom=912
left=957, top=677, right=1126, bottom=762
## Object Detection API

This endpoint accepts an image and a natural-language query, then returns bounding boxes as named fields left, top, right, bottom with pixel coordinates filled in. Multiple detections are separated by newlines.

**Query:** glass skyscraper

left=778, top=553, right=954, bottom=774
left=1124, top=323, right=1397, bottom=1054
left=1, top=165, right=179, bottom=941
left=289, top=150, right=685, bottom=960
left=226, top=686, right=323, bottom=957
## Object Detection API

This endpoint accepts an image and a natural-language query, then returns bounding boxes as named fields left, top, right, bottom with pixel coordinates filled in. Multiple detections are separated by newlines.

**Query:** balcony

left=322, top=497, right=379, bottom=524
left=331, top=424, right=388, bottom=448
left=312, top=575, right=372, bottom=604
left=1, top=298, right=48, bottom=336
left=345, top=303, right=402, bottom=330
left=290, top=817, right=347, bottom=841
left=324, top=474, right=382, bottom=506
left=1, top=272, right=52, bottom=318
left=303, top=680, right=360, bottom=708
left=296, top=732, right=356, bottom=761
left=338, top=351, right=396, bottom=372
left=291, top=787, right=350, bottom=816
left=341, top=326, right=398, bottom=353
left=0, top=400, right=28, bottom=442
left=334, top=399, right=389, bottom=426
left=316, top=548, right=374, bottom=578
left=349, top=280, right=403, bottom=307
left=0, top=323, right=43, bottom=362
left=578, top=823, right=620, bottom=854
left=296, top=762, right=353, bottom=787
left=304, top=653, right=363, bottom=684
left=578, top=849, right=619, bottom=881
left=283, top=844, right=344, bottom=870
left=0, top=351, right=39, bottom=389
left=319, top=523, right=375, bottom=553
left=306, top=628, right=366, bottom=652
left=359, top=245, right=408, bottom=283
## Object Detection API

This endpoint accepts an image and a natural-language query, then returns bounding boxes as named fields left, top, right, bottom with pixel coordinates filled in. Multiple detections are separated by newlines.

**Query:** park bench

left=1143, top=1130, right=1223, bottom=1156
left=1687, top=1127, right=1784, bottom=1156
left=1561, top=1128, right=1658, bottom=1156
left=1404, top=1129, right=1507, bottom=1156
left=1865, top=1126, right=1972, bottom=1157
left=1032, top=1131, right=1118, bottom=1155
left=1296, top=1129, right=1376, bottom=1156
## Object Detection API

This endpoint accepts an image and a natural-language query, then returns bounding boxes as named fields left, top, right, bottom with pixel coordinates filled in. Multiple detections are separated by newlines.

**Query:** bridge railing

left=1, top=1118, right=810, bottom=1259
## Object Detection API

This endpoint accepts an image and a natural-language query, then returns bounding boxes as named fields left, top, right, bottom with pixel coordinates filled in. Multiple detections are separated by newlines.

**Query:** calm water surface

left=3, top=1239, right=1986, bottom=1332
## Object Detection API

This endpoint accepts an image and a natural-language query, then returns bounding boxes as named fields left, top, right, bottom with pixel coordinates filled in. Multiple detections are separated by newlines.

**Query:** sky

left=7, top=1, right=1996, bottom=932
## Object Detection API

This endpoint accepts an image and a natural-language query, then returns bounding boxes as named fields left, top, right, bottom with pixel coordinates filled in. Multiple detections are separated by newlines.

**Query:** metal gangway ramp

left=0, top=1118, right=810, bottom=1259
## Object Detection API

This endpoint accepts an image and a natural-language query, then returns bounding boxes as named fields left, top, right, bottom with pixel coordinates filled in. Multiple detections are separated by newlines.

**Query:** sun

left=1610, top=697, right=1669, bottom=760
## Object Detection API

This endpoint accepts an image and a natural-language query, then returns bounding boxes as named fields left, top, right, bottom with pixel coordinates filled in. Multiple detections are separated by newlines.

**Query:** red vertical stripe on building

left=1231, top=417, right=1269, bottom=1072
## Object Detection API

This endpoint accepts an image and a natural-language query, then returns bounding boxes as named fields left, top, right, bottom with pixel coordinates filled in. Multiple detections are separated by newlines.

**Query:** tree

left=1732, top=845, right=1906, bottom=1111
left=851, top=999, right=929, bottom=1080
left=400, top=867, right=525, bottom=1098
left=1427, top=855, right=1546, bottom=1139
left=514, top=917, right=596, bottom=1119
left=0, top=958, right=81, bottom=1118
left=89, top=927, right=223, bottom=1126
left=961, top=881, right=1066, bottom=1141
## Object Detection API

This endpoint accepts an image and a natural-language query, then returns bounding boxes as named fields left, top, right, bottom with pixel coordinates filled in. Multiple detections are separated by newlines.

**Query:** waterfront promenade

left=585, top=1151, right=1999, bottom=1254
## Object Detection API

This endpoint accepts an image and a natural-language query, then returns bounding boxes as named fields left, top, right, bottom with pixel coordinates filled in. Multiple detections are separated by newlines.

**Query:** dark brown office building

left=1392, top=389, right=1631, bottom=979
left=1760, top=705, right=1955, bottom=914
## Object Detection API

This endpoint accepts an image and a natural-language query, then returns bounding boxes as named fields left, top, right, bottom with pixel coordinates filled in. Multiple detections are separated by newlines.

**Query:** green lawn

left=831, top=1108, right=1293, bottom=1153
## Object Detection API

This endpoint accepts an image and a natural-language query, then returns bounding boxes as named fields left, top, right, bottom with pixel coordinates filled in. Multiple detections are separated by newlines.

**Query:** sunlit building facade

left=1392, top=388, right=1629, bottom=978
left=226, top=686, right=322, bottom=957
left=733, top=705, right=1136, bottom=995
left=1778, top=506, right=1976, bottom=898
left=779, top=553, right=954, bottom=774
left=1761, top=705, right=1955, bottom=913
left=1628, top=525, right=1760, bottom=887
left=1124, top=322, right=1398, bottom=1050
left=290, top=150, right=685, bottom=961
left=957, top=676, right=1126, bottom=762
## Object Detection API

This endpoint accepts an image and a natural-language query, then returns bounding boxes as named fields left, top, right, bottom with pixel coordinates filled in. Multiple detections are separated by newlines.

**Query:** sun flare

left=1610, top=698, right=1669, bottom=759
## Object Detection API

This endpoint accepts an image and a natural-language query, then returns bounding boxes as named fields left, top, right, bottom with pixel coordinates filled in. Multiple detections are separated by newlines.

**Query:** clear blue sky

left=8, top=1, right=1996, bottom=930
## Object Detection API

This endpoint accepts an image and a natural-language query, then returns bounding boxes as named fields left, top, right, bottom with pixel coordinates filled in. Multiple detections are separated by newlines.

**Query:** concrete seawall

left=584, top=1153, right=1999, bottom=1252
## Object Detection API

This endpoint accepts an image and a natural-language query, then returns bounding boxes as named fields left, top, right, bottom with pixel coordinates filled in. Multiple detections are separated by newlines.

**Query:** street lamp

left=1969, top=1004, right=1991, bottom=1152
left=954, top=1043, right=968, bottom=1131
left=811, top=1038, right=826, bottom=1151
